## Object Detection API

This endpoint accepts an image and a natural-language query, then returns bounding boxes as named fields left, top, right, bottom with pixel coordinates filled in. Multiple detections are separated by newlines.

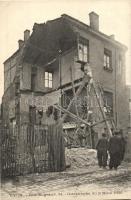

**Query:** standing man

left=108, top=131, right=122, bottom=170
left=96, top=133, right=108, bottom=168
left=119, top=129, right=126, bottom=162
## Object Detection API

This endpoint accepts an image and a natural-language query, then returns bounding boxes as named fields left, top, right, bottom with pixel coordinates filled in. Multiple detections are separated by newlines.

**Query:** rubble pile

left=65, top=148, right=97, bottom=169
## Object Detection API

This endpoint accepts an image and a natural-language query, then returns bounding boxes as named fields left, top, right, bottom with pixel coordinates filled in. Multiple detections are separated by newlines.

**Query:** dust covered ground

left=1, top=148, right=131, bottom=199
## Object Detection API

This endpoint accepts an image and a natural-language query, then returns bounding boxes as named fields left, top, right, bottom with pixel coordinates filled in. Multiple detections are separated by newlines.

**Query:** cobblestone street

left=1, top=162, right=131, bottom=200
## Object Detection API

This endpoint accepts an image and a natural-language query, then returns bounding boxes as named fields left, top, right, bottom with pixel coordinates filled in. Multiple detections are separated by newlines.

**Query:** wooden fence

left=1, top=123, right=65, bottom=177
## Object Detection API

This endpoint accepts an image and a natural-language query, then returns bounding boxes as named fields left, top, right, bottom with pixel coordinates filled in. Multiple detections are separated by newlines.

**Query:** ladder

left=98, top=84, right=116, bottom=131
left=91, top=81, right=113, bottom=136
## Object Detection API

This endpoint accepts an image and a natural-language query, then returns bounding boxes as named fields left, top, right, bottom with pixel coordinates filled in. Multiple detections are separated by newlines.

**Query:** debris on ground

left=2, top=147, right=131, bottom=198
left=65, top=148, right=97, bottom=169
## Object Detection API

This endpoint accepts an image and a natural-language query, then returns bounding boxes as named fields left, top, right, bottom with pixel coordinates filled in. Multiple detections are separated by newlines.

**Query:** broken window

left=45, top=72, right=53, bottom=88
left=64, top=89, right=73, bottom=108
left=104, top=49, right=112, bottom=70
left=103, top=91, right=113, bottom=116
left=77, top=38, right=89, bottom=63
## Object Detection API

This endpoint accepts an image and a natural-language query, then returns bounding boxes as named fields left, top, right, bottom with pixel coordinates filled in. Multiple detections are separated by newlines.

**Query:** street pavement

left=1, top=162, right=131, bottom=200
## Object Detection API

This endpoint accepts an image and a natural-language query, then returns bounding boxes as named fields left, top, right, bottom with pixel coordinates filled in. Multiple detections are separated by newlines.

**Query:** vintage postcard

left=0, top=0, right=131, bottom=199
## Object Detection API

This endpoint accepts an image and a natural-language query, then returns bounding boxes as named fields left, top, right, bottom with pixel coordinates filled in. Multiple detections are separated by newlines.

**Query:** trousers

left=109, top=152, right=121, bottom=169
left=97, top=150, right=108, bottom=167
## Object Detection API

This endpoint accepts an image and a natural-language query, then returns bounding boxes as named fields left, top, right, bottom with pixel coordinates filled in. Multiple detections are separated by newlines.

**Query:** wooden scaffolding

left=53, top=62, right=116, bottom=148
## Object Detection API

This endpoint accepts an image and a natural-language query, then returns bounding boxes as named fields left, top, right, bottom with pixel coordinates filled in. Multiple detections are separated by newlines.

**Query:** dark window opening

left=104, top=49, right=112, bottom=71
left=29, top=106, right=36, bottom=125
left=103, top=91, right=113, bottom=116
left=62, top=89, right=73, bottom=108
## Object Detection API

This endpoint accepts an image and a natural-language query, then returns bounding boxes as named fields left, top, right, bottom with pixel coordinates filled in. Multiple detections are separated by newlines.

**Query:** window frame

left=44, top=71, right=53, bottom=88
left=103, top=91, right=113, bottom=116
left=77, top=37, right=89, bottom=63
left=103, top=49, right=112, bottom=71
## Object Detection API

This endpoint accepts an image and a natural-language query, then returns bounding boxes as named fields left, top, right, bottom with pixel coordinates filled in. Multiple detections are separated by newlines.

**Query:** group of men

left=96, top=129, right=126, bottom=170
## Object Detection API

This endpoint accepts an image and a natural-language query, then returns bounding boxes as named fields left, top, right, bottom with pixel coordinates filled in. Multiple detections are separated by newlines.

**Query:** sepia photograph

left=0, top=0, right=131, bottom=199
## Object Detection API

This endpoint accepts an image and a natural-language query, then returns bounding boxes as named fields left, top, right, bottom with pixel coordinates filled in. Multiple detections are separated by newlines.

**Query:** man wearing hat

left=96, top=133, right=108, bottom=168
left=108, top=131, right=122, bottom=170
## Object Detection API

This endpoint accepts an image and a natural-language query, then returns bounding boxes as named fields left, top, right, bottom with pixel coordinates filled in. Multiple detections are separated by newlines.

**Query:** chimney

left=24, top=29, right=30, bottom=42
left=18, top=39, right=24, bottom=49
left=89, top=12, right=99, bottom=31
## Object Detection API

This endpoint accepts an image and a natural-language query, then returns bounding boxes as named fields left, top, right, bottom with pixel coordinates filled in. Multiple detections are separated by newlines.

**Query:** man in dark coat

left=108, top=131, right=122, bottom=170
left=96, top=133, right=108, bottom=168
left=119, top=129, right=126, bottom=162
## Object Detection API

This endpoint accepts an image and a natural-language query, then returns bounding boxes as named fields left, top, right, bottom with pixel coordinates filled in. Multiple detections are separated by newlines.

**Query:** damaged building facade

left=2, top=12, right=129, bottom=141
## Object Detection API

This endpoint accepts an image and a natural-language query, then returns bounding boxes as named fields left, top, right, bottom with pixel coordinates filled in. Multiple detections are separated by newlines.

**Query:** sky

left=0, top=0, right=131, bottom=103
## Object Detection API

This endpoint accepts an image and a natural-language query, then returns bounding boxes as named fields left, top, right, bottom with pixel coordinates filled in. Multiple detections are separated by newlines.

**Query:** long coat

left=108, top=136, right=122, bottom=154
left=96, top=138, right=108, bottom=152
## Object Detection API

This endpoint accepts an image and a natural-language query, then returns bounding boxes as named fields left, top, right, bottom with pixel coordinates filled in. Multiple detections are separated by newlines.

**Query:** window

left=77, top=38, right=89, bottom=63
left=104, top=49, right=112, bottom=70
left=103, top=91, right=113, bottom=116
left=61, top=92, right=67, bottom=108
left=45, top=72, right=53, bottom=88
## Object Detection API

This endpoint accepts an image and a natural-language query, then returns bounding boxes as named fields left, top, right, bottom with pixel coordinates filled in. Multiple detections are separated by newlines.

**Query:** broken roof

left=4, top=13, right=127, bottom=66
left=23, top=17, right=77, bottom=65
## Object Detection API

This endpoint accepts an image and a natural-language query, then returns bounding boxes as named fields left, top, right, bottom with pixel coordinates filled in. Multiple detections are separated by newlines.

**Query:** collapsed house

left=1, top=12, right=130, bottom=175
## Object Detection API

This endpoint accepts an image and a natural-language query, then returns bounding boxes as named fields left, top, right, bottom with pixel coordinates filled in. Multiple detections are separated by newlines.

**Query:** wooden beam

left=69, top=65, right=79, bottom=118
left=53, top=104, right=113, bottom=128
left=61, top=74, right=90, bottom=122
left=91, top=118, right=114, bottom=127
left=53, top=104, right=91, bottom=127
left=92, top=82, right=112, bottom=136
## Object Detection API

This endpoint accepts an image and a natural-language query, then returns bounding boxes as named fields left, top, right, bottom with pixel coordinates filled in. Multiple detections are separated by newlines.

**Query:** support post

left=92, top=82, right=112, bottom=136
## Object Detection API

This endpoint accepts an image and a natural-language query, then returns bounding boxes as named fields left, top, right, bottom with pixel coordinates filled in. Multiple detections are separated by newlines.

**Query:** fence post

left=48, top=122, right=66, bottom=172
left=29, top=124, right=36, bottom=173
